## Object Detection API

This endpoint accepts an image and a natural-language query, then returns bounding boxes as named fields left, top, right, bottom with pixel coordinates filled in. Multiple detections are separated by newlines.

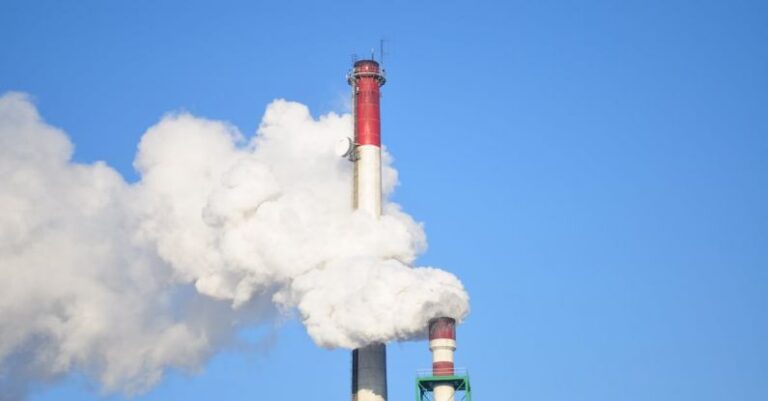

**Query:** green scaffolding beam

left=415, top=374, right=472, bottom=401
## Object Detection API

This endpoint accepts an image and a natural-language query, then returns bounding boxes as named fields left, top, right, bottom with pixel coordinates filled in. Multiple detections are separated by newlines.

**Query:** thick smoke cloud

left=0, top=92, right=469, bottom=397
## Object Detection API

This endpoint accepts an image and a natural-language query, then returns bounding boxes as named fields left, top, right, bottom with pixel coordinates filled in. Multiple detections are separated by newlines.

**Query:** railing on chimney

left=415, top=368, right=472, bottom=401
left=415, top=368, right=469, bottom=378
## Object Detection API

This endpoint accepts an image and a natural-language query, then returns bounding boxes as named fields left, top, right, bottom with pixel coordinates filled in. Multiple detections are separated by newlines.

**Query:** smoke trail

left=0, top=92, right=469, bottom=397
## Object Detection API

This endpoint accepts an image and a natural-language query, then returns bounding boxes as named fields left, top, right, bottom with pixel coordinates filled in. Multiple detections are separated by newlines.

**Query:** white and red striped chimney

left=348, top=59, right=387, bottom=401
left=429, top=317, right=457, bottom=401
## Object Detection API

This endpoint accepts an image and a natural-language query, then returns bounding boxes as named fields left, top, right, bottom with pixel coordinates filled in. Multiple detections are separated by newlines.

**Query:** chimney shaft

left=429, top=317, right=457, bottom=401
left=348, top=59, right=387, bottom=401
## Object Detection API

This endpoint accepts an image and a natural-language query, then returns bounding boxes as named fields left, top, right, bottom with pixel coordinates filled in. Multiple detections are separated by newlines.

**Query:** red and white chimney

left=348, top=59, right=387, bottom=401
left=429, top=317, right=457, bottom=401
left=348, top=59, right=385, bottom=215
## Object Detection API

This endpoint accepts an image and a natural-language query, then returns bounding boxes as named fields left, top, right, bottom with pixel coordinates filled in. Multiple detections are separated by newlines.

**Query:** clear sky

left=1, top=0, right=767, bottom=400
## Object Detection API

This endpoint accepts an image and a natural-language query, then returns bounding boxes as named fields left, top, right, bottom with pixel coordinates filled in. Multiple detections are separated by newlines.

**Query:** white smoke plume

left=0, top=92, right=469, bottom=397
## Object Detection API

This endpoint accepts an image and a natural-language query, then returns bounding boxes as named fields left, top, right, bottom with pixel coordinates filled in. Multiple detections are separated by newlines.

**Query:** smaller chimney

left=428, top=317, right=457, bottom=401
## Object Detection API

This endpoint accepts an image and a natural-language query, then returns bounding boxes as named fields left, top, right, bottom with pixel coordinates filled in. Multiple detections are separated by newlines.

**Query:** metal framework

left=415, top=371, right=472, bottom=401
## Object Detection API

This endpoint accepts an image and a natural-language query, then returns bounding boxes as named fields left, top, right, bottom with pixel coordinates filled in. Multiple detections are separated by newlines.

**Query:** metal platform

left=415, top=369, right=472, bottom=401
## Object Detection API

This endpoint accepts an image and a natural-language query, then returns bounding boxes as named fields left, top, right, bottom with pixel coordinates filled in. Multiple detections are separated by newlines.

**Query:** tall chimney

left=347, top=59, right=387, bottom=401
left=429, top=317, right=457, bottom=401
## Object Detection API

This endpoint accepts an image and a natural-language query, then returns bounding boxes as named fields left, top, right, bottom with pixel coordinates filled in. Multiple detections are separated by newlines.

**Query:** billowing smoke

left=0, top=92, right=469, bottom=397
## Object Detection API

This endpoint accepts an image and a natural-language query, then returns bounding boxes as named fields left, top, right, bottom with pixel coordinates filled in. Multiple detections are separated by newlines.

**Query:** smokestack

left=429, top=317, right=457, bottom=401
left=347, top=59, right=387, bottom=401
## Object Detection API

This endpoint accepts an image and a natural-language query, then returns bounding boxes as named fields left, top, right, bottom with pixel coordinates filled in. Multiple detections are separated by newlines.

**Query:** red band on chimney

left=432, top=361, right=455, bottom=376
left=352, top=60, right=382, bottom=147
left=428, top=317, right=456, bottom=340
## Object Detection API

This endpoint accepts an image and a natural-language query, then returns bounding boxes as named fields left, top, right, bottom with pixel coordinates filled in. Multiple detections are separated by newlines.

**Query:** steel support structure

left=415, top=374, right=472, bottom=401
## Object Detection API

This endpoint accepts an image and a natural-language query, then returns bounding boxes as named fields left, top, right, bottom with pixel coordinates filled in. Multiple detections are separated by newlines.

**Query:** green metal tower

left=415, top=369, right=472, bottom=401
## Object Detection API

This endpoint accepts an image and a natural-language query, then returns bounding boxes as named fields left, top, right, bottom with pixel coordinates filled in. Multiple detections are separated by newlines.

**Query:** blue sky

left=1, top=0, right=767, bottom=400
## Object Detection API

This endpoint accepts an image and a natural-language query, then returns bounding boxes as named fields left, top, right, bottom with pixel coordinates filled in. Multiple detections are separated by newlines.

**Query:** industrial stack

left=417, top=317, right=472, bottom=401
left=429, top=317, right=458, bottom=401
left=347, top=59, right=388, bottom=401
left=345, top=58, right=471, bottom=401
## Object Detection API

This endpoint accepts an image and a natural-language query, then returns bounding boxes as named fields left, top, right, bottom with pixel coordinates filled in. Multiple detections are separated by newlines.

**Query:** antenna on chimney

left=380, top=39, right=385, bottom=65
